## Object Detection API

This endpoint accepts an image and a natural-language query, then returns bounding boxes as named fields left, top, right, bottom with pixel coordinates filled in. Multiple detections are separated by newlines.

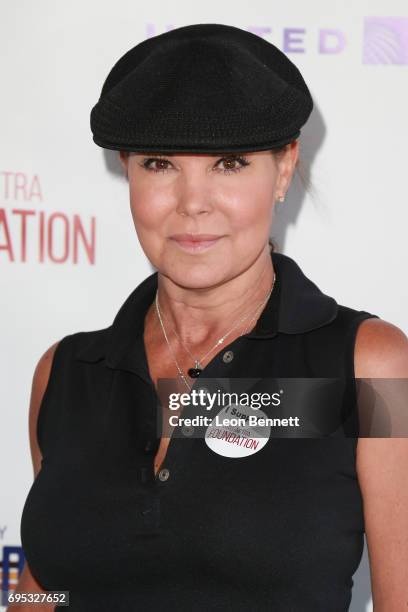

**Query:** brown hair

left=268, top=141, right=311, bottom=253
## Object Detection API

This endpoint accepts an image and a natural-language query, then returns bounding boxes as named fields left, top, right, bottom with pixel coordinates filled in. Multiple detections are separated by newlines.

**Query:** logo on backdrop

left=363, top=17, right=408, bottom=64
left=0, top=537, right=25, bottom=606
left=0, top=171, right=96, bottom=264
left=147, top=18, right=408, bottom=64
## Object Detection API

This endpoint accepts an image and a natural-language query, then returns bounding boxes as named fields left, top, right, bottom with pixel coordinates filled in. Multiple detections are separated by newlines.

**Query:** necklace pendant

left=188, top=367, right=202, bottom=378
left=188, top=360, right=203, bottom=378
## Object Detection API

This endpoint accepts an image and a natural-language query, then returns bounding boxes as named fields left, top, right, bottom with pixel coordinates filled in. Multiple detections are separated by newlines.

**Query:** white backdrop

left=1, top=1, right=408, bottom=610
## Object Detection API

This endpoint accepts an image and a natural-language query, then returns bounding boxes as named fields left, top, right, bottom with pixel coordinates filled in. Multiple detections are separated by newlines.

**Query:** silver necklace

left=154, top=273, right=276, bottom=390
left=158, top=281, right=274, bottom=365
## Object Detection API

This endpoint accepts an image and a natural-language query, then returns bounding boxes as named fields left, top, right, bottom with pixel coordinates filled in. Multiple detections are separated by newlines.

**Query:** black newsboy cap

left=90, top=23, right=314, bottom=154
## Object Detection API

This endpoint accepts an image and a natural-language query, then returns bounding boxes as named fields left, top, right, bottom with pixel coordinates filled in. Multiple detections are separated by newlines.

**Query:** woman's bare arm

left=355, top=318, right=408, bottom=611
left=7, top=341, right=60, bottom=612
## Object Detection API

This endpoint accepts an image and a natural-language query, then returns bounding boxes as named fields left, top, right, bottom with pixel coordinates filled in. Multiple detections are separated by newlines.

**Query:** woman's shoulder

left=69, top=326, right=112, bottom=363
left=354, top=316, right=408, bottom=378
left=32, top=327, right=112, bottom=393
left=331, top=300, right=408, bottom=377
left=41, top=327, right=113, bottom=363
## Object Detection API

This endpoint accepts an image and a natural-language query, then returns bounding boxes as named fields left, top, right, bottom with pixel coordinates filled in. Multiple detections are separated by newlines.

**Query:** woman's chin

left=161, top=259, right=228, bottom=290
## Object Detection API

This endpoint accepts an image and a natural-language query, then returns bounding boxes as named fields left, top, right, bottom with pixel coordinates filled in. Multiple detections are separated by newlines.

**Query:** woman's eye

left=141, top=155, right=250, bottom=174
left=216, top=156, right=250, bottom=174
left=142, top=158, right=172, bottom=173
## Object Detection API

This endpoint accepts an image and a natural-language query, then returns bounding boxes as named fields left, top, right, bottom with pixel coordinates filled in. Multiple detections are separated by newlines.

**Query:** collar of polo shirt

left=74, top=251, right=338, bottom=370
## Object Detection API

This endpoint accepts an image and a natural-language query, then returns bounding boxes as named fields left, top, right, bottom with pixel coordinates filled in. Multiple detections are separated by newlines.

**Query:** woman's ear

left=276, top=141, right=299, bottom=196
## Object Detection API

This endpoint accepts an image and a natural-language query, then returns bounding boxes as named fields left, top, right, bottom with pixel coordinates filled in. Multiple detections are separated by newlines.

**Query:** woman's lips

left=170, top=236, right=223, bottom=252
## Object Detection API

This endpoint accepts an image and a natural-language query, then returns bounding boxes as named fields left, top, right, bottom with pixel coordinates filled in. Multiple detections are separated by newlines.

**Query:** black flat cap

left=90, top=23, right=314, bottom=154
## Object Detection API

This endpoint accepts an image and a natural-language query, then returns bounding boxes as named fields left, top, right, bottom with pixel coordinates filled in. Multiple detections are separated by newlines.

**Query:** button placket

left=152, top=435, right=196, bottom=485
left=158, top=467, right=170, bottom=482
left=222, top=350, right=234, bottom=363
left=182, top=425, right=195, bottom=436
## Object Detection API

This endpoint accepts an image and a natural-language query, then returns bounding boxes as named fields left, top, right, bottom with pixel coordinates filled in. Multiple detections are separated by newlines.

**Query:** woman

left=16, top=23, right=408, bottom=611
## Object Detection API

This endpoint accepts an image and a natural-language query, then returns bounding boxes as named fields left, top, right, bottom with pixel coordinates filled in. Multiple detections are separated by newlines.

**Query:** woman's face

left=119, top=143, right=298, bottom=289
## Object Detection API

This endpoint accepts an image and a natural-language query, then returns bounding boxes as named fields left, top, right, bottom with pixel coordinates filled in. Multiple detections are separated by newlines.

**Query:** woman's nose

left=175, top=191, right=214, bottom=218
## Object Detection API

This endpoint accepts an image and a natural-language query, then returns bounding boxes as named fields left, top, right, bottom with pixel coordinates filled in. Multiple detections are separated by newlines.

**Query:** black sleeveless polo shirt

left=20, top=251, right=379, bottom=611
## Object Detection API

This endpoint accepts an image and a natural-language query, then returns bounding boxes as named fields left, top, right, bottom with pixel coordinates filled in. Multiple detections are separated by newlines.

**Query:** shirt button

left=182, top=425, right=194, bottom=437
left=222, top=350, right=234, bottom=363
left=158, top=468, right=170, bottom=482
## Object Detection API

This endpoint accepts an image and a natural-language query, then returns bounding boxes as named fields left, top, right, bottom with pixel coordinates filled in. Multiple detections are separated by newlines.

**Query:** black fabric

left=90, top=23, right=313, bottom=153
left=20, top=251, right=379, bottom=611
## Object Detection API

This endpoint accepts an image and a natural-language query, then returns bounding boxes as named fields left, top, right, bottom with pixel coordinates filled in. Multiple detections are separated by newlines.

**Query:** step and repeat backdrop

left=1, top=1, right=407, bottom=610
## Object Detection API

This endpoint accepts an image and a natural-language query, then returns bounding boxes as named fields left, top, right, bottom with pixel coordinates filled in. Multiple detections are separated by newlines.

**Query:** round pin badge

left=205, top=403, right=271, bottom=458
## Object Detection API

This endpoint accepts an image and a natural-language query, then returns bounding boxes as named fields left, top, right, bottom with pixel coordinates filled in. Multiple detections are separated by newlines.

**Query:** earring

left=277, top=194, right=285, bottom=202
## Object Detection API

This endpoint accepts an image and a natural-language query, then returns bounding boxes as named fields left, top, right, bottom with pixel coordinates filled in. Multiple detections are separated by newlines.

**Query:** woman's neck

left=151, top=247, right=275, bottom=348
